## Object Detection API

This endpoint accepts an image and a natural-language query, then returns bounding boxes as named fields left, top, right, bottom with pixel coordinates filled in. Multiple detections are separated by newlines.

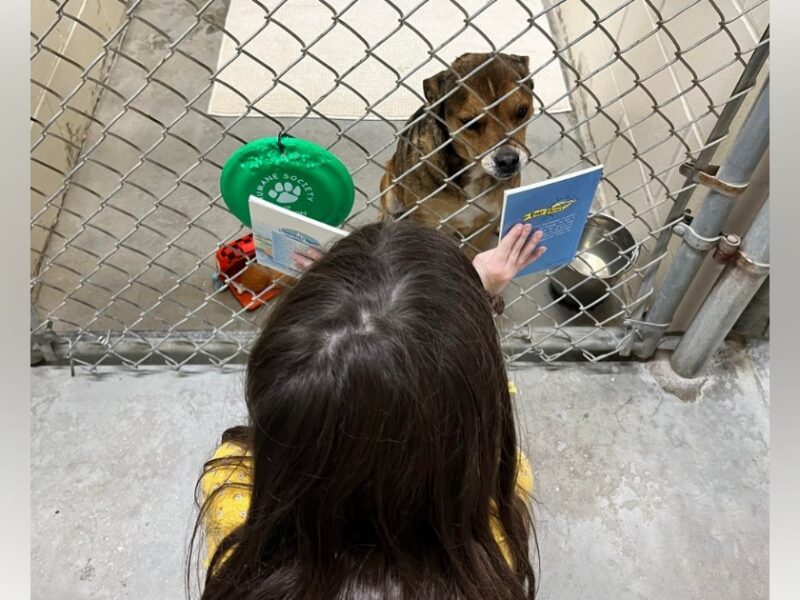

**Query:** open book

left=499, top=165, right=604, bottom=278
left=249, top=195, right=349, bottom=277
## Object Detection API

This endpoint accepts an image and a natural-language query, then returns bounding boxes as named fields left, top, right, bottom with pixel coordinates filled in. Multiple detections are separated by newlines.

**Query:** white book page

left=248, top=195, right=349, bottom=277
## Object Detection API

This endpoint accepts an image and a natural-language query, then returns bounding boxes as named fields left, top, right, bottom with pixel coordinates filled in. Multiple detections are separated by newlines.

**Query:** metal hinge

left=680, top=162, right=749, bottom=198
left=672, top=219, right=767, bottom=274
left=672, top=221, right=741, bottom=258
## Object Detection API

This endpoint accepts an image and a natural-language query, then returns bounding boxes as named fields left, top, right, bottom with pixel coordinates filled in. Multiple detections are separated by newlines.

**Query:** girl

left=190, top=221, right=546, bottom=600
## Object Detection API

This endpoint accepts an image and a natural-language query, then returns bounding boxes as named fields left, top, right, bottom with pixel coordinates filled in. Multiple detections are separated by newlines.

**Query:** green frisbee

left=219, top=136, right=354, bottom=228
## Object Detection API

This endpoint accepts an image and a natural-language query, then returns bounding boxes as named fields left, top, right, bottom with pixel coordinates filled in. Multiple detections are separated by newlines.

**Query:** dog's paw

left=268, top=182, right=302, bottom=204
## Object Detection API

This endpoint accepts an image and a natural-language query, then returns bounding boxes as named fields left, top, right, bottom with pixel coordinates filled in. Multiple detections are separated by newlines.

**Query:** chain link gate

left=30, top=0, right=769, bottom=372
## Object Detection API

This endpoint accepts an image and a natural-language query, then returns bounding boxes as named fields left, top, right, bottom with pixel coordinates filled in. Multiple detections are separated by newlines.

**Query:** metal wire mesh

left=30, top=0, right=769, bottom=371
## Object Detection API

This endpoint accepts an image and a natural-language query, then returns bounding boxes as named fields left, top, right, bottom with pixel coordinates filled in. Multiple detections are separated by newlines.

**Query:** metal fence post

left=732, top=276, right=769, bottom=338
left=633, top=79, right=770, bottom=359
left=670, top=197, right=769, bottom=378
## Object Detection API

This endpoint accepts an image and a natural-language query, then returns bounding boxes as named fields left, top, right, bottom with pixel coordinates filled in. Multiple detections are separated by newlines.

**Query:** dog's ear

left=503, top=54, right=533, bottom=94
left=505, top=54, right=531, bottom=74
left=423, top=70, right=455, bottom=105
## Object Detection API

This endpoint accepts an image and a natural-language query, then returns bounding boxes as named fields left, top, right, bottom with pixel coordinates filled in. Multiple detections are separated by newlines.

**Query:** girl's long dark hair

left=189, top=221, right=537, bottom=599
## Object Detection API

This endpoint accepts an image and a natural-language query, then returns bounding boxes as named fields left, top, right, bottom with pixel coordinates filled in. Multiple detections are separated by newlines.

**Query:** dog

left=380, top=52, right=534, bottom=256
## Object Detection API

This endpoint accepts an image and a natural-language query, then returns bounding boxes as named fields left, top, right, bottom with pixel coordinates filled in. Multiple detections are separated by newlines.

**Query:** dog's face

left=423, top=53, right=533, bottom=180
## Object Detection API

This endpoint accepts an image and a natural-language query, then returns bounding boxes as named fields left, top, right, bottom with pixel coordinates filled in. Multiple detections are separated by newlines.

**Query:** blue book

left=499, top=165, right=604, bottom=278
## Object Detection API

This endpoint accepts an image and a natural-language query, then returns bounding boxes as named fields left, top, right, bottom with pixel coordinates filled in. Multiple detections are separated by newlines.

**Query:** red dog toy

left=214, top=234, right=283, bottom=310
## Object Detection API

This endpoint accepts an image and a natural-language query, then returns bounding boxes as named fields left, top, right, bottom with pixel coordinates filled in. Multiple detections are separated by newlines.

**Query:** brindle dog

left=380, top=52, right=534, bottom=256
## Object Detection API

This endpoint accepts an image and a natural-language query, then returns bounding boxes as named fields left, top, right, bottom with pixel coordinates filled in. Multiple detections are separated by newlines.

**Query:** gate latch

left=679, top=162, right=749, bottom=199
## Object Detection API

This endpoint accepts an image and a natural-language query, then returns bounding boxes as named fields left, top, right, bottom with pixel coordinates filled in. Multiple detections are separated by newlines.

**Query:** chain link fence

left=31, top=0, right=769, bottom=372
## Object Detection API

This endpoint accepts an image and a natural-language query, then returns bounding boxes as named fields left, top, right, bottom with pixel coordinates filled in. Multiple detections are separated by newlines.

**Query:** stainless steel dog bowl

left=549, top=213, right=639, bottom=308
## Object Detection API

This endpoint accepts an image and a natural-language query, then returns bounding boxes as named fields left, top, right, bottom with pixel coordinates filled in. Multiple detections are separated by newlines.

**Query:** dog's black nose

left=495, top=149, right=520, bottom=174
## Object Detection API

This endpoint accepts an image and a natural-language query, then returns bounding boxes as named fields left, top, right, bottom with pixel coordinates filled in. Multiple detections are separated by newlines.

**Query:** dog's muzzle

left=481, top=144, right=529, bottom=180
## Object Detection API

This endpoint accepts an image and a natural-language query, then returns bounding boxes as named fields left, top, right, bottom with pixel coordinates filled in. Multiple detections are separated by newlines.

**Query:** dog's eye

left=460, top=117, right=482, bottom=131
left=516, top=105, right=529, bottom=120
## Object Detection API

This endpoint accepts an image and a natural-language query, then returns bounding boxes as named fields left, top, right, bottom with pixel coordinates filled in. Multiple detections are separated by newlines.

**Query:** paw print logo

left=268, top=182, right=302, bottom=204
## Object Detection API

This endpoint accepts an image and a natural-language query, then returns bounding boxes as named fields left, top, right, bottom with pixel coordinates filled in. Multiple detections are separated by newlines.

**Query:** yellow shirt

left=200, top=383, right=532, bottom=568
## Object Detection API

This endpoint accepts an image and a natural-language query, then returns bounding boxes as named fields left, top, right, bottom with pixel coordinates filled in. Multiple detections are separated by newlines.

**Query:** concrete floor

left=34, top=0, right=629, bottom=340
left=31, top=340, right=769, bottom=599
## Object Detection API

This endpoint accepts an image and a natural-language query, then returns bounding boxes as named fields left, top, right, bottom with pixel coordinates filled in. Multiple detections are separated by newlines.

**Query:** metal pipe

left=31, top=326, right=680, bottom=369
left=670, top=197, right=769, bottom=378
left=502, top=326, right=680, bottom=362
left=634, top=78, right=770, bottom=358
left=38, top=331, right=253, bottom=368
left=733, top=276, right=769, bottom=338
left=504, top=326, right=632, bottom=358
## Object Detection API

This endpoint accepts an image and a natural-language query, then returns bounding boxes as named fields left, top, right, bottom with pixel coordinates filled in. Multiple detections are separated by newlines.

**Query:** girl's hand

left=472, top=223, right=547, bottom=296
left=291, top=247, right=325, bottom=272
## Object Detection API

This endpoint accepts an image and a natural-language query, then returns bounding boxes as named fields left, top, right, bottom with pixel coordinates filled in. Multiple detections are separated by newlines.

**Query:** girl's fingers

left=498, top=223, right=524, bottom=252
left=292, top=246, right=325, bottom=271
left=509, top=224, right=532, bottom=260
left=522, top=245, right=547, bottom=268
left=518, top=229, right=544, bottom=264
left=304, top=247, right=324, bottom=260
left=292, top=252, right=315, bottom=270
